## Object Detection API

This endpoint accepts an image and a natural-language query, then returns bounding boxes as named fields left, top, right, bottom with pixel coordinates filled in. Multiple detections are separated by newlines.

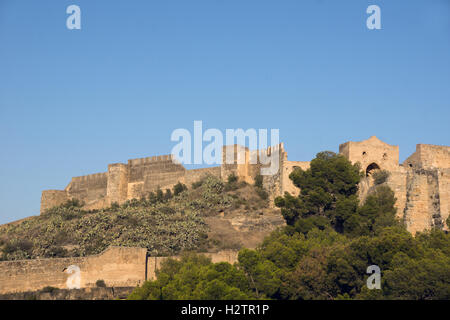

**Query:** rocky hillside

left=0, top=175, right=284, bottom=261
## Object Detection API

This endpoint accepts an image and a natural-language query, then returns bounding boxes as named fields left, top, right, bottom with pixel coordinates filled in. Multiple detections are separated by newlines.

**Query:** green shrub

left=41, top=286, right=58, bottom=293
left=44, top=246, right=68, bottom=258
left=372, top=170, right=390, bottom=185
left=156, top=188, right=164, bottom=202
left=173, top=182, right=188, bottom=196
left=254, top=175, right=264, bottom=188
left=164, top=189, right=173, bottom=201
left=110, top=202, right=120, bottom=210
left=227, top=174, right=238, bottom=184
left=96, top=280, right=107, bottom=288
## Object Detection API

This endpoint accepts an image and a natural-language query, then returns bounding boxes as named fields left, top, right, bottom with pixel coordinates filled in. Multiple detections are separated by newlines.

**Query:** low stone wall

left=0, top=287, right=134, bottom=300
left=0, top=247, right=240, bottom=295
left=0, top=246, right=147, bottom=294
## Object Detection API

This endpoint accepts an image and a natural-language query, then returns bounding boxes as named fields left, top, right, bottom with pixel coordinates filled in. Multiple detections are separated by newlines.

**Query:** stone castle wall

left=40, top=155, right=221, bottom=213
left=40, top=138, right=449, bottom=234
left=343, top=138, right=450, bottom=234
left=0, top=247, right=148, bottom=294
left=0, top=246, right=238, bottom=294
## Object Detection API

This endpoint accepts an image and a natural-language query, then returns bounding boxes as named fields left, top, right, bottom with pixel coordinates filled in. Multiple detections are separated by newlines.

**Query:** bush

left=164, top=189, right=173, bottom=201
left=255, top=188, right=269, bottom=200
left=156, top=188, right=164, bottom=202
left=96, top=280, right=107, bottom=288
left=225, top=174, right=240, bottom=191
left=41, top=286, right=58, bottom=293
left=110, top=202, right=120, bottom=210
left=254, top=175, right=264, bottom=189
left=372, top=170, right=390, bottom=185
left=227, top=174, right=238, bottom=184
left=173, top=182, right=188, bottom=196
left=44, top=246, right=68, bottom=258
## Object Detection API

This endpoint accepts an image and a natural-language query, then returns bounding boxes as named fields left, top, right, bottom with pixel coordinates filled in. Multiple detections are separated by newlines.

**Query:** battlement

left=39, top=138, right=450, bottom=234
left=128, top=154, right=175, bottom=166
left=403, top=144, right=450, bottom=169
left=70, top=172, right=108, bottom=183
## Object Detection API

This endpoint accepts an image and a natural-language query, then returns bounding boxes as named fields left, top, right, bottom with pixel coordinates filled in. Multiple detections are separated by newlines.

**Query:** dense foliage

left=128, top=253, right=254, bottom=300
left=129, top=151, right=450, bottom=300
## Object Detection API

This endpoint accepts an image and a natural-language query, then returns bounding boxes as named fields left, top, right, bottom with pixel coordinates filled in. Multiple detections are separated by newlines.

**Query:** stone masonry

left=40, top=137, right=450, bottom=234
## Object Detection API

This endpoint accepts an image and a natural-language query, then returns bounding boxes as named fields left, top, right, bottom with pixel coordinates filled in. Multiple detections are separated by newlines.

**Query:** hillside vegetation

left=0, top=175, right=274, bottom=261
left=129, top=152, right=450, bottom=300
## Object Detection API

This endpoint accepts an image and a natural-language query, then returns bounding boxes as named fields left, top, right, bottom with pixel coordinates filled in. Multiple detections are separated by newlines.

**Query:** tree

left=173, top=182, right=188, bottom=196
left=275, top=151, right=361, bottom=230
left=128, top=253, right=254, bottom=300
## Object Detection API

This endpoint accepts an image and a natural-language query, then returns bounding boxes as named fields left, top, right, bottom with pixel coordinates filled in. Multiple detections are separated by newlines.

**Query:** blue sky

left=0, top=0, right=449, bottom=224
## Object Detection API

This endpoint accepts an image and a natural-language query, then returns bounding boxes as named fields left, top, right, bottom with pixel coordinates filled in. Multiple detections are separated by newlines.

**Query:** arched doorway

left=366, top=163, right=380, bottom=176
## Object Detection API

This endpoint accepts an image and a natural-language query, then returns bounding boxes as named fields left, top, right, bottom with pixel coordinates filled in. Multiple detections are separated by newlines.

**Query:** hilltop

left=0, top=175, right=284, bottom=261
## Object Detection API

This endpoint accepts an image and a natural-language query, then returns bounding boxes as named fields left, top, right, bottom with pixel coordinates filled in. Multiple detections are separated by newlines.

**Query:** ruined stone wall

left=184, top=167, right=221, bottom=186
left=39, top=139, right=450, bottom=235
left=404, top=144, right=450, bottom=170
left=339, top=136, right=399, bottom=173
left=107, top=163, right=128, bottom=204
left=282, top=161, right=311, bottom=196
left=402, top=168, right=443, bottom=234
left=66, top=173, right=108, bottom=206
left=350, top=140, right=450, bottom=234
left=221, top=144, right=290, bottom=199
left=40, top=190, right=69, bottom=213
left=0, top=247, right=148, bottom=294
left=0, top=247, right=239, bottom=294
left=437, top=169, right=450, bottom=231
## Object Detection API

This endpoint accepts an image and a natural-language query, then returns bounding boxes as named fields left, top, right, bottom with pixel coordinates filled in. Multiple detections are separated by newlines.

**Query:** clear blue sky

left=0, top=0, right=449, bottom=224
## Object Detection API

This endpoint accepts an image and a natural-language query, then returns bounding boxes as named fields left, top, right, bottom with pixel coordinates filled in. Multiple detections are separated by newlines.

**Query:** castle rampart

left=0, top=246, right=148, bottom=294
left=0, top=246, right=238, bottom=294
left=40, top=138, right=449, bottom=234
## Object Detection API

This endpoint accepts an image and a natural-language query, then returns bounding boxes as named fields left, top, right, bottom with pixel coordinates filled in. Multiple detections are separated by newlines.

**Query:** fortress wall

left=143, top=171, right=186, bottom=193
left=0, top=247, right=147, bottom=294
left=0, top=256, right=84, bottom=294
left=221, top=145, right=249, bottom=182
left=184, top=167, right=221, bottom=186
left=403, top=148, right=422, bottom=169
left=66, top=173, right=108, bottom=204
left=107, top=164, right=128, bottom=204
left=128, top=155, right=185, bottom=183
left=127, top=182, right=144, bottom=200
left=437, top=169, right=450, bottom=231
left=417, top=145, right=449, bottom=169
left=403, top=145, right=450, bottom=170
left=386, top=169, right=408, bottom=219
left=403, top=169, right=435, bottom=234
left=282, top=161, right=311, bottom=196
left=40, top=190, right=69, bottom=213
left=339, top=136, right=399, bottom=173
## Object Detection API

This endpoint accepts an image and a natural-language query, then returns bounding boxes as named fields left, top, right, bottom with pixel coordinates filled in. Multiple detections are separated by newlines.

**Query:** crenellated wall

left=0, top=246, right=238, bottom=294
left=39, top=138, right=450, bottom=234
left=344, top=138, right=450, bottom=234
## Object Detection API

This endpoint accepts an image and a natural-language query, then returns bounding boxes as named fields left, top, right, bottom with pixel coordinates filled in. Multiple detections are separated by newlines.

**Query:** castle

left=1, top=137, right=448, bottom=295
left=41, top=137, right=450, bottom=234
